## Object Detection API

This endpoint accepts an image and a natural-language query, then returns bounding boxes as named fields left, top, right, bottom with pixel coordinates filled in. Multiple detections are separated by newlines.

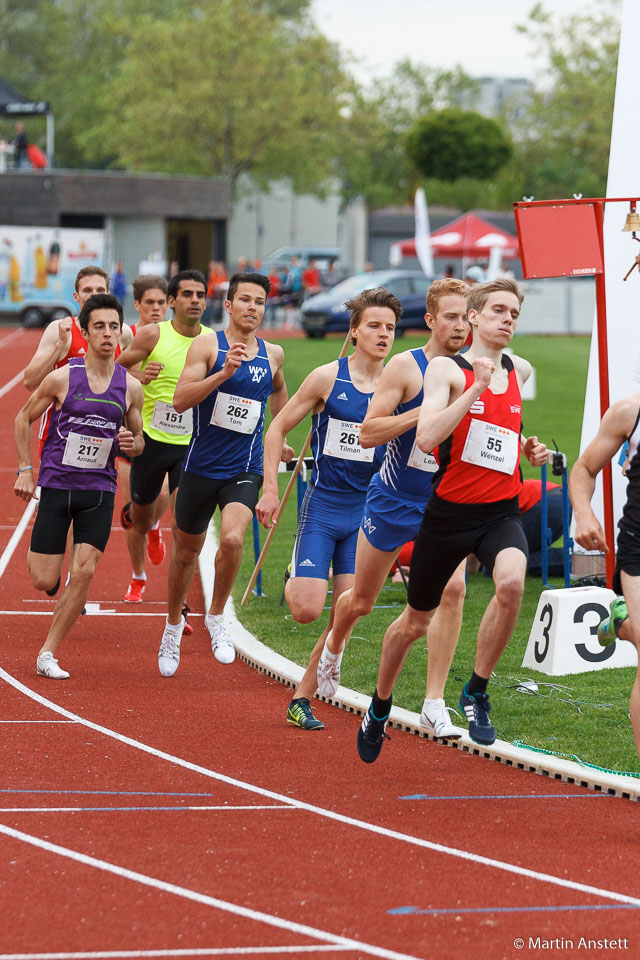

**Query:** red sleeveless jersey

left=433, top=354, right=523, bottom=504
left=38, top=317, right=88, bottom=454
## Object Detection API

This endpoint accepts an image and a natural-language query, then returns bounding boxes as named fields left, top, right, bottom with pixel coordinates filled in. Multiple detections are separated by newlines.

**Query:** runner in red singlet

left=356, top=278, right=548, bottom=760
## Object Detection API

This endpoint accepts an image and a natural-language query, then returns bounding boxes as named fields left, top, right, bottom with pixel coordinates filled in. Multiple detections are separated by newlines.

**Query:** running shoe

left=458, top=683, right=495, bottom=745
left=158, top=623, right=184, bottom=677
left=147, top=527, right=166, bottom=565
left=206, top=616, right=236, bottom=664
left=287, top=697, right=325, bottom=730
left=124, top=577, right=146, bottom=603
left=598, top=597, right=629, bottom=647
left=120, top=501, right=133, bottom=530
left=420, top=698, right=462, bottom=740
left=36, top=651, right=69, bottom=679
left=356, top=703, right=390, bottom=763
left=317, top=631, right=342, bottom=697
left=182, top=602, right=193, bottom=637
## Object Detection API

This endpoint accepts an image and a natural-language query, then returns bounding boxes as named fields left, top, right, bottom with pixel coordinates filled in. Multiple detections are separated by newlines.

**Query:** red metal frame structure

left=513, top=196, right=640, bottom=588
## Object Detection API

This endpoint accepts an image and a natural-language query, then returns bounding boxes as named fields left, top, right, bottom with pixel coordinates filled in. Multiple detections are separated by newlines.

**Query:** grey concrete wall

left=109, top=217, right=166, bottom=319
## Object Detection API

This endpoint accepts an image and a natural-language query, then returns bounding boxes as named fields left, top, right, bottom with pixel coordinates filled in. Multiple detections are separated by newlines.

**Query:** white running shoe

left=36, top=651, right=69, bottom=679
left=206, top=616, right=236, bottom=664
left=317, top=632, right=343, bottom=697
left=158, top=622, right=184, bottom=677
left=420, top=698, right=462, bottom=739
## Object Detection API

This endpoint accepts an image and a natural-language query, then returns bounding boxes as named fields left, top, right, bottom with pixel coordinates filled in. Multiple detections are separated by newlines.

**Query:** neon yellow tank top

left=141, top=320, right=213, bottom=444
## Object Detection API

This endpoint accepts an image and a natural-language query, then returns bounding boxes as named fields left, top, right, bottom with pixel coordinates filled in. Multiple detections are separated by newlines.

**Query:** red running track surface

left=1, top=327, right=640, bottom=960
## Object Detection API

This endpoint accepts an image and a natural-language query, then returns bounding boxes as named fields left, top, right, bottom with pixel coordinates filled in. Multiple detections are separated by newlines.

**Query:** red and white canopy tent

left=391, top=211, right=520, bottom=267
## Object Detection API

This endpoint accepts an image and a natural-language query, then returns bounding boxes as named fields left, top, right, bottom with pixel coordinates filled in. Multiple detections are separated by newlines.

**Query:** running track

left=1, top=326, right=639, bottom=960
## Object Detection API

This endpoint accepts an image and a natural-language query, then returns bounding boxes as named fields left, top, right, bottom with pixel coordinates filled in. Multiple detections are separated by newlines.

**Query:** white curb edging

left=199, top=524, right=640, bottom=802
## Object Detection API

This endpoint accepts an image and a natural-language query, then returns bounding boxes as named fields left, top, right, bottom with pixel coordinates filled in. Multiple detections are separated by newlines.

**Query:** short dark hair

left=344, top=286, right=402, bottom=345
left=226, top=272, right=271, bottom=303
left=78, top=293, right=124, bottom=332
left=167, top=269, right=206, bottom=301
left=74, top=266, right=110, bottom=292
left=133, top=274, right=168, bottom=302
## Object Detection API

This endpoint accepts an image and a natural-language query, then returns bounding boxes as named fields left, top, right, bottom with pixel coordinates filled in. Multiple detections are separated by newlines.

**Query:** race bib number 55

left=461, top=419, right=519, bottom=475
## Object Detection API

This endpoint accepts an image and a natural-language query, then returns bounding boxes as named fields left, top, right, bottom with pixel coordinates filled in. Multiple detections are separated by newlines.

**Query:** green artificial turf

left=231, top=333, right=640, bottom=777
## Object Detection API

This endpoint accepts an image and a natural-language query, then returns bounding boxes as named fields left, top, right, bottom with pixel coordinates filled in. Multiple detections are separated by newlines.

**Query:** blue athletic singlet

left=309, top=355, right=380, bottom=493
left=182, top=330, right=273, bottom=480
left=38, top=358, right=127, bottom=494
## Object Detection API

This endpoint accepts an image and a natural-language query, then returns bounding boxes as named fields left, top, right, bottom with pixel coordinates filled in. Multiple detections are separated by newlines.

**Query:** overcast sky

left=311, top=0, right=598, bottom=83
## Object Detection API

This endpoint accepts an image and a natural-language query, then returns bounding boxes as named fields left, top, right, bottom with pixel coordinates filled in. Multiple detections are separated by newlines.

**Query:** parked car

left=260, top=246, right=340, bottom=274
left=300, top=270, right=434, bottom=338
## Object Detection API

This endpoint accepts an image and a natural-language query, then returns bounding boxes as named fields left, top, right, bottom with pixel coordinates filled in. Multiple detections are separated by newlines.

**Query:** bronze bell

left=622, top=210, right=640, bottom=232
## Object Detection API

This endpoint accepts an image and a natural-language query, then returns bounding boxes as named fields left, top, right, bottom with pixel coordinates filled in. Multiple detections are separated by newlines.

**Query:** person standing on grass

left=314, top=279, right=470, bottom=739
left=114, top=275, right=170, bottom=601
left=356, top=278, right=548, bottom=762
left=570, top=391, right=640, bottom=765
left=157, top=272, right=292, bottom=677
left=255, top=287, right=400, bottom=731
left=13, top=295, right=144, bottom=679
left=116, top=270, right=213, bottom=614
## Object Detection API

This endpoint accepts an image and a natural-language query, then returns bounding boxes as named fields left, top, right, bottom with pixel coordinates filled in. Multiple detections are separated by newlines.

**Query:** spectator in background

left=206, top=260, right=228, bottom=322
left=167, top=261, right=180, bottom=281
left=465, top=265, right=486, bottom=285
left=321, top=261, right=340, bottom=288
left=12, top=123, right=28, bottom=169
left=442, top=264, right=456, bottom=279
left=302, top=258, right=322, bottom=297
left=111, top=262, right=127, bottom=305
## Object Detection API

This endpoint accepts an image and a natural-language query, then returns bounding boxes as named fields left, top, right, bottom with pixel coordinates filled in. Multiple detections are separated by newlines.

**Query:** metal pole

left=540, top=463, right=549, bottom=588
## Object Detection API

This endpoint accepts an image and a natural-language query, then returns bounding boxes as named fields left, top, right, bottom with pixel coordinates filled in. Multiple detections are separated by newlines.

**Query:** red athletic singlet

left=433, top=354, right=523, bottom=504
left=38, top=317, right=88, bottom=455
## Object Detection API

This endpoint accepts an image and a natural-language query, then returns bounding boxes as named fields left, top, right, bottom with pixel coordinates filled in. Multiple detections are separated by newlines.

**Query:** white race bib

left=62, top=432, right=112, bottom=470
left=407, top=438, right=438, bottom=473
left=461, top=419, right=519, bottom=475
left=323, top=418, right=374, bottom=462
left=211, top=392, right=262, bottom=434
left=150, top=401, right=193, bottom=436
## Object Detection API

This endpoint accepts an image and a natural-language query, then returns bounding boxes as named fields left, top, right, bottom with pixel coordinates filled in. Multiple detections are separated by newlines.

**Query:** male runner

left=315, top=279, right=470, bottom=738
left=116, top=270, right=212, bottom=608
left=114, top=274, right=170, bottom=600
left=356, top=278, right=547, bottom=761
left=570, top=391, right=640, bottom=765
left=14, top=294, right=144, bottom=679
left=256, top=287, right=401, bottom=730
left=158, top=272, right=291, bottom=676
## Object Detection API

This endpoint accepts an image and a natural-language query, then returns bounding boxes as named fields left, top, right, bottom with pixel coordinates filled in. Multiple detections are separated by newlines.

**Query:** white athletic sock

left=132, top=570, right=147, bottom=581
left=165, top=617, right=183, bottom=633
left=206, top=613, right=224, bottom=627
left=322, top=647, right=341, bottom=663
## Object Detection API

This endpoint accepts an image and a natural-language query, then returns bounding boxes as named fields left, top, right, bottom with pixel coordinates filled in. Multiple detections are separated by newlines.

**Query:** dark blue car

left=300, top=269, right=434, bottom=338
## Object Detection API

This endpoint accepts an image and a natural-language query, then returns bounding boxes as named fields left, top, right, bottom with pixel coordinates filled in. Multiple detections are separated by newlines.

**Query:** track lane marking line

left=0, top=947, right=354, bottom=959
left=0, top=499, right=37, bottom=580
left=2, top=666, right=640, bottom=908
left=0, top=822, right=423, bottom=960
left=0, top=805, right=290, bottom=812
left=0, top=368, right=26, bottom=398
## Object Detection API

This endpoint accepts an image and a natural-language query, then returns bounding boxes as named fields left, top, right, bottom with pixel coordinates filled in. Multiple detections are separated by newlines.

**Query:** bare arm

left=255, top=364, right=336, bottom=528
left=569, top=397, right=636, bottom=553
left=360, top=353, right=420, bottom=448
left=14, top=368, right=68, bottom=500
left=415, top=356, right=487, bottom=453
left=172, top=334, right=247, bottom=413
left=23, top=318, right=74, bottom=391
left=118, top=376, right=145, bottom=458
left=117, top=324, right=164, bottom=384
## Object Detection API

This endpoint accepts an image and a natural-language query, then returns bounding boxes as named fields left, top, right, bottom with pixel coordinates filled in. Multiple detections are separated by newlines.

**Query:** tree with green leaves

left=405, top=108, right=512, bottom=182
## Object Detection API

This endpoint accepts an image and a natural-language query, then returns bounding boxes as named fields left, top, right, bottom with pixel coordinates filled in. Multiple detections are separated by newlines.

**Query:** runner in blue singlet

left=256, top=287, right=401, bottom=731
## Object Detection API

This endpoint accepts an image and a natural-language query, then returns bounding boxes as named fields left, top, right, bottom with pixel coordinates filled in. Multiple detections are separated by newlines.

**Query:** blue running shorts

left=360, top=474, right=426, bottom=553
left=291, top=485, right=366, bottom=580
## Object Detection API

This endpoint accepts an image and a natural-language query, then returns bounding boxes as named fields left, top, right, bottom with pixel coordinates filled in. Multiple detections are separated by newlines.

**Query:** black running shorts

left=31, top=487, right=115, bottom=555
left=129, top=432, right=185, bottom=505
left=613, top=523, right=640, bottom=594
left=407, top=494, right=528, bottom=612
left=175, top=470, right=263, bottom=536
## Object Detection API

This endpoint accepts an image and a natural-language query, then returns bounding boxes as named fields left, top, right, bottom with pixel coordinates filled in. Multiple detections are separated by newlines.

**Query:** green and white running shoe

left=597, top=597, right=629, bottom=647
left=287, top=697, right=325, bottom=731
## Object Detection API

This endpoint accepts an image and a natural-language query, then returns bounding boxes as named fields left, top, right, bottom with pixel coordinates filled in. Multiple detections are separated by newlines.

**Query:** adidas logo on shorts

left=299, top=558, right=315, bottom=567
left=337, top=392, right=349, bottom=400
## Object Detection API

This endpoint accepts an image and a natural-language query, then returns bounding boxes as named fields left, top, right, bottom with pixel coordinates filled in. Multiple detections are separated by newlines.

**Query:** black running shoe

left=287, top=697, right=324, bottom=730
left=357, top=703, right=390, bottom=763
left=458, top=683, right=495, bottom=745
left=120, top=501, right=133, bottom=530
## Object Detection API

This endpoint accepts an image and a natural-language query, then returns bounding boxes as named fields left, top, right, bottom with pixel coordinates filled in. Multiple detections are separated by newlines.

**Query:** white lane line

left=0, top=823, right=423, bottom=960
left=0, top=946, right=354, bottom=959
left=0, top=369, right=26, bottom=398
left=0, top=328, right=25, bottom=349
left=0, top=499, right=37, bottom=579
left=0, top=805, right=290, bottom=812
left=0, top=720, right=77, bottom=723
left=0, top=611, right=202, bottom=617
left=2, top=666, right=639, bottom=908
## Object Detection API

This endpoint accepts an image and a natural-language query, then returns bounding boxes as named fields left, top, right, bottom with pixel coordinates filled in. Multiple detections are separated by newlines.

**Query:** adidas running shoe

left=356, top=703, right=390, bottom=763
left=598, top=597, right=629, bottom=647
left=458, top=683, right=495, bottom=745
left=287, top=697, right=325, bottom=731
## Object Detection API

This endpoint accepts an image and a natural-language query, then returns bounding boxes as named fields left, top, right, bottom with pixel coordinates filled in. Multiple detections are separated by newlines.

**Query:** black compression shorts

left=31, top=488, right=115, bottom=555
left=129, top=432, right=185, bottom=505
left=175, top=470, right=263, bottom=536
left=613, top=522, right=640, bottom=594
left=407, top=494, right=528, bottom=612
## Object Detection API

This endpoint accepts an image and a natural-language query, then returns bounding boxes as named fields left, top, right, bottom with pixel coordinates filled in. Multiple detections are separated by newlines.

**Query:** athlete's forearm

left=173, top=369, right=231, bottom=413
left=360, top=408, right=418, bottom=448
left=568, top=461, right=597, bottom=521
left=24, top=346, right=60, bottom=392
left=416, top=381, right=484, bottom=453
left=14, top=409, right=33, bottom=468
left=261, top=424, right=286, bottom=495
